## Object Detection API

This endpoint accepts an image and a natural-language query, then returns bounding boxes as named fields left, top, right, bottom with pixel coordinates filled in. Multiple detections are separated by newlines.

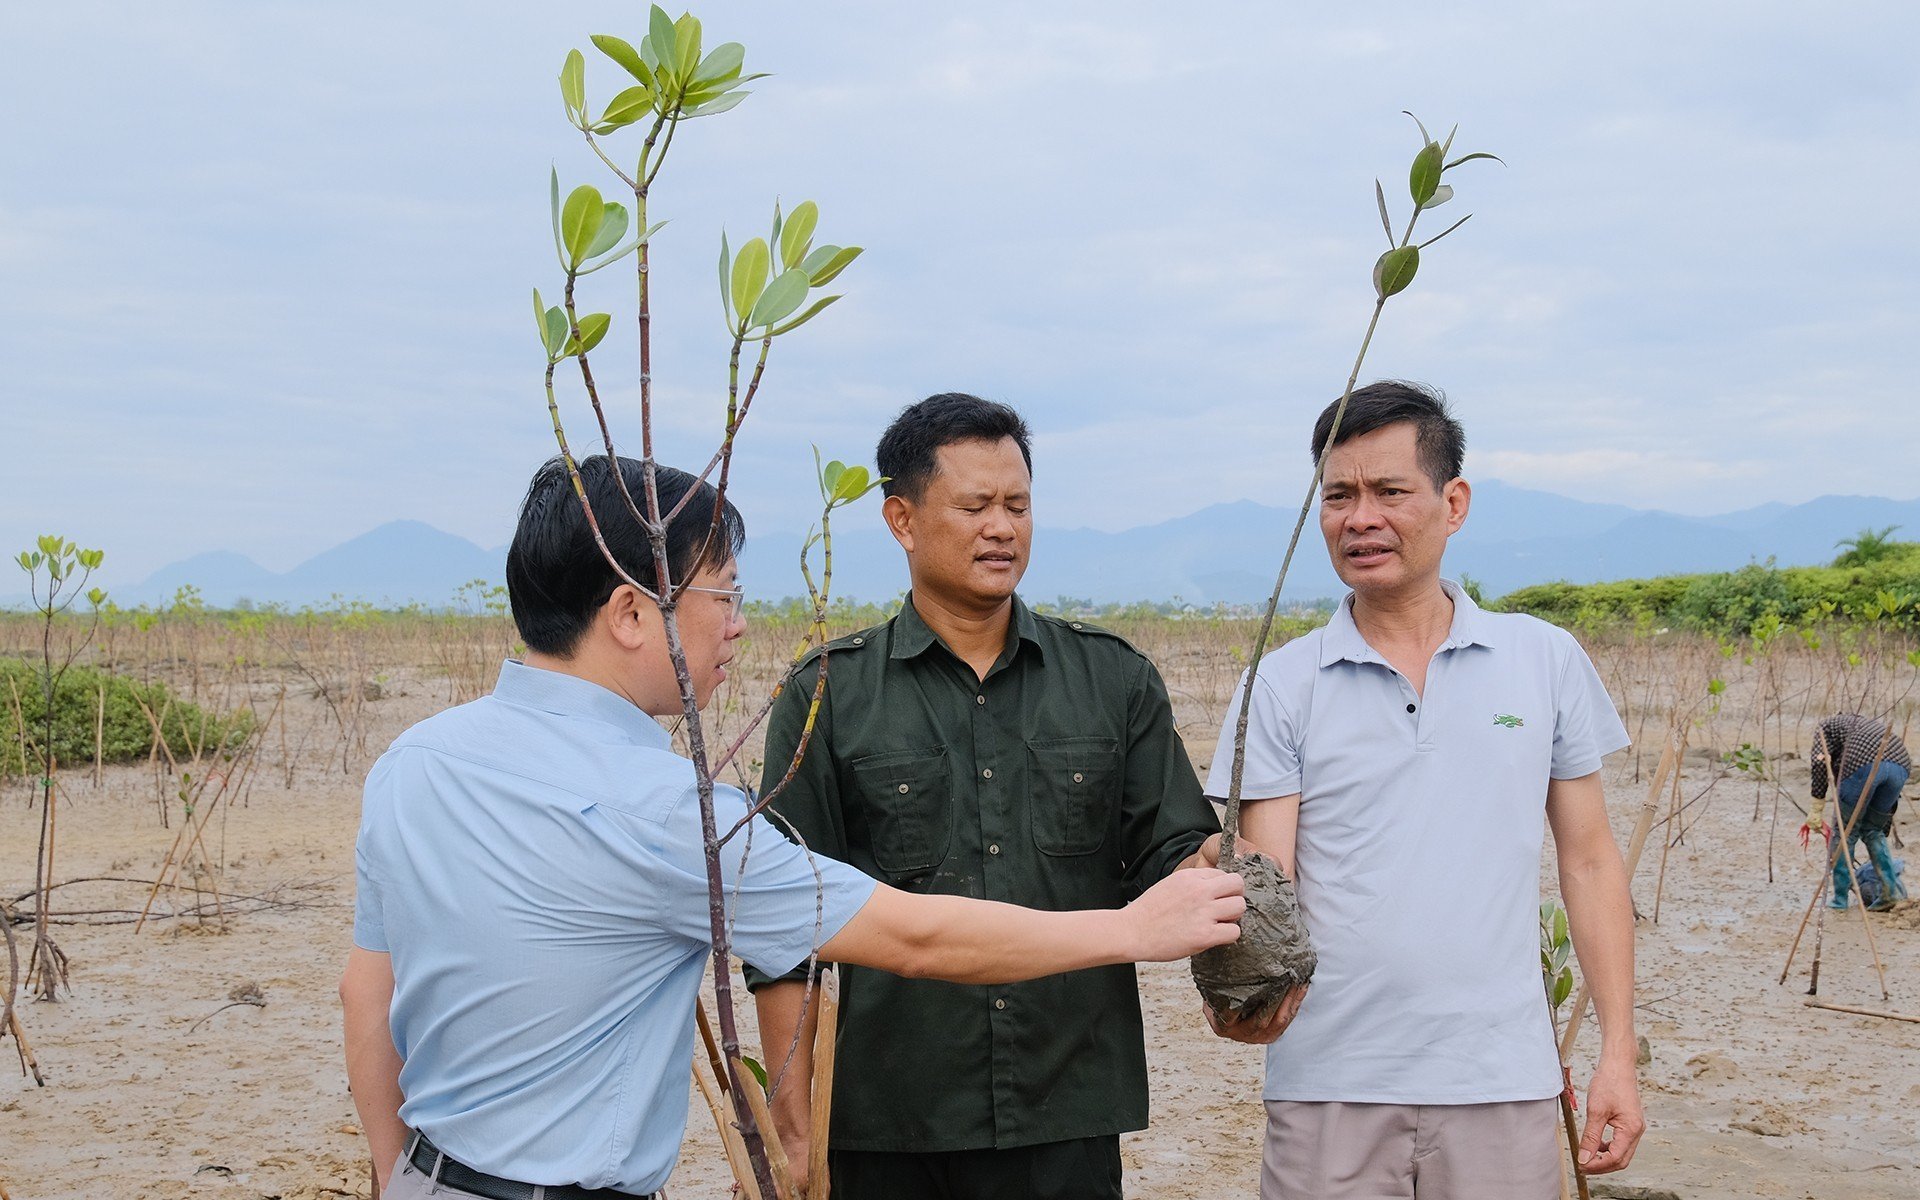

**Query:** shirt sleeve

left=1206, top=659, right=1302, bottom=800
left=1116, top=654, right=1221, bottom=893
left=1550, top=634, right=1631, bottom=780
left=654, top=778, right=878, bottom=980
left=352, top=757, right=391, bottom=953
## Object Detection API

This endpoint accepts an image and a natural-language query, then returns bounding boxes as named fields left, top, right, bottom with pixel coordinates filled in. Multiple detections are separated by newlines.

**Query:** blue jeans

left=1832, top=761, right=1909, bottom=906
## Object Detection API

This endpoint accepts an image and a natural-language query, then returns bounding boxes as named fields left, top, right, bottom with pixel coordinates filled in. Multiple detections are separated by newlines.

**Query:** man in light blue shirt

left=1206, top=382, right=1643, bottom=1199
left=342, top=454, right=1247, bottom=1199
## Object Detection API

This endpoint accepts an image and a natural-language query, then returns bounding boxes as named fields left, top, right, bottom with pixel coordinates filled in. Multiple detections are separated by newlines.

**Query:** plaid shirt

left=1810, top=713, right=1912, bottom=799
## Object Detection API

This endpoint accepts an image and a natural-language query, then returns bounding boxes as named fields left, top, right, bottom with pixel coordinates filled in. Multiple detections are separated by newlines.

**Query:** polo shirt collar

left=1318, top=578, right=1496, bottom=668
left=890, top=592, right=1044, bottom=663
left=491, top=658, right=671, bottom=749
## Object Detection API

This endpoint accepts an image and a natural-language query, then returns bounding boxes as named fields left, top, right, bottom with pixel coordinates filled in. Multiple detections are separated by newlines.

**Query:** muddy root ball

left=1190, top=852, right=1315, bottom=1025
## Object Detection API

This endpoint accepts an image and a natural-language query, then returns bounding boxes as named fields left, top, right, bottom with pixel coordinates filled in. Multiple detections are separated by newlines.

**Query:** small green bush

left=1492, top=543, right=1920, bottom=634
left=0, top=658, right=255, bottom=776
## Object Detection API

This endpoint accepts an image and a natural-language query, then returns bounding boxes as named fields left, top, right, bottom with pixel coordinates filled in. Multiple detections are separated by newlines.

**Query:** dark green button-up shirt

left=742, top=594, right=1218, bottom=1153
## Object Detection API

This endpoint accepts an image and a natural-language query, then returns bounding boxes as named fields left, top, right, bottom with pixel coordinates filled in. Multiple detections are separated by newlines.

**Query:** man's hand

left=1125, top=867, right=1245, bottom=960
left=1203, top=984, right=1308, bottom=1044
left=773, top=1126, right=811, bottom=1198
left=1577, top=1059, right=1645, bottom=1174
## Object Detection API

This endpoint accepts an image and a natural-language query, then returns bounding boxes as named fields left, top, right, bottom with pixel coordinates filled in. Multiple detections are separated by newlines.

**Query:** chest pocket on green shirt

left=850, top=746, right=954, bottom=877
left=1029, top=737, right=1121, bottom=856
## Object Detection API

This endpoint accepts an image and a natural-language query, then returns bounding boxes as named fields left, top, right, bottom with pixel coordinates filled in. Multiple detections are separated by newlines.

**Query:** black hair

left=1309, top=380, right=1465, bottom=489
left=505, top=455, right=745, bottom=657
left=875, top=392, right=1033, bottom=501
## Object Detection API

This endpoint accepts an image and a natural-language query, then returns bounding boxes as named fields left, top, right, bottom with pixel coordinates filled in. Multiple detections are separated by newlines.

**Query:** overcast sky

left=4, top=2, right=1917, bottom=584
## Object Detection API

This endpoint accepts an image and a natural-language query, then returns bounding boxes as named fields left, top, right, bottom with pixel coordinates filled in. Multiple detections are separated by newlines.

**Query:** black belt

left=406, top=1132, right=655, bottom=1200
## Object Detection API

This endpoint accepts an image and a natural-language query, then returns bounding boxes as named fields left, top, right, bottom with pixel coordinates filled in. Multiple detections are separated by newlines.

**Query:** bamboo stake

left=735, top=1053, right=798, bottom=1200
left=1804, top=998, right=1920, bottom=1024
left=696, top=998, right=731, bottom=1097
left=1558, top=728, right=1676, bottom=1061
left=693, top=1051, right=761, bottom=1200
left=1650, top=735, right=1687, bottom=924
left=1558, top=1085, right=1592, bottom=1200
left=809, top=966, right=841, bottom=1200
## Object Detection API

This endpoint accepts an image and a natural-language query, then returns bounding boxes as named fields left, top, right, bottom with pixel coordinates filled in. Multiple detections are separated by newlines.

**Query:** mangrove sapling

left=530, top=13, right=872, bottom=1195
left=1194, top=115, right=1501, bottom=1024
left=1540, top=900, right=1589, bottom=1200
left=15, top=536, right=106, bottom=1005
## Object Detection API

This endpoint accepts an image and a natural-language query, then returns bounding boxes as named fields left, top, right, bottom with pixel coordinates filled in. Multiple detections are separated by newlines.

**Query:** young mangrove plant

left=533, top=11, right=874, bottom=1196
left=1193, top=114, right=1500, bottom=1024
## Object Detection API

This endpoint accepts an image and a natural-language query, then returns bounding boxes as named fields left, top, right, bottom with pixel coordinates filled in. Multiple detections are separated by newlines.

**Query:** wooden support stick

left=1650, top=736, right=1686, bottom=924
left=696, top=998, right=731, bottom=1097
left=1805, top=998, right=1920, bottom=1024
left=734, top=1053, right=798, bottom=1200
left=1559, top=728, right=1677, bottom=1061
left=693, top=1051, right=761, bottom=1200
left=1559, top=1087, right=1592, bottom=1200
left=809, top=966, right=841, bottom=1200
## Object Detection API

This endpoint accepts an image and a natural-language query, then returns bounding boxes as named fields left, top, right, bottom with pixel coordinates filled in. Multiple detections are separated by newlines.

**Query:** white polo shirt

left=1206, top=581, right=1628, bottom=1104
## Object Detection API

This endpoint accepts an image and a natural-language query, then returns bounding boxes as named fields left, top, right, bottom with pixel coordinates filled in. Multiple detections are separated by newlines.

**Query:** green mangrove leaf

left=592, top=34, right=653, bottom=87
left=769, top=293, right=841, bottom=337
left=731, top=237, right=770, bottom=325
left=560, top=184, right=607, bottom=267
left=1409, top=141, right=1443, bottom=206
left=560, top=49, right=586, bottom=117
left=585, top=201, right=630, bottom=259
left=717, top=231, right=732, bottom=315
left=780, top=200, right=818, bottom=270
left=565, top=312, right=612, bottom=356
left=1373, top=245, right=1419, bottom=298
left=1421, top=183, right=1454, bottom=210
left=695, top=41, right=744, bottom=86
left=748, top=268, right=809, bottom=329
left=599, top=85, right=653, bottom=130
left=805, top=245, right=862, bottom=286
left=648, top=7, right=678, bottom=79
left=1444, top=151, right=1506, bottom=171
left=682, top=90, right=750, bottom=119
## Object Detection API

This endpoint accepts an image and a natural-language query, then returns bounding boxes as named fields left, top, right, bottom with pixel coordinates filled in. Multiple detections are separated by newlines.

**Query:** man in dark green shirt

left=749, top=393, right=1223, bottom=1200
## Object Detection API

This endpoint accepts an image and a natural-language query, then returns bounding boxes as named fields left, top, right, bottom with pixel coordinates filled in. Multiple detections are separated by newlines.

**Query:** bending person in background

left=339, top=454, right=1245, bottom=1200
left=1807, top=712, right=1910, bottom=911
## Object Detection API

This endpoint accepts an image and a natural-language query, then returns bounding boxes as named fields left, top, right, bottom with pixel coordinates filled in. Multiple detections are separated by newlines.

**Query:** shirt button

left=1406, top=703, right=1416, bottom=713
left=994, top=998, right=1007, bottom=1010
left=897, top=783, right=910, bottom=794
left=851, top=636, right=863, bottom=645
left=976, top=694, right=986, bottom=705
left=1072, top=772, right=1084, bottom=784
left=988, top=843, right=1001, bottom=855
left=1070, top=622, right=1083, bottom=630
left=981, top=768, right=994, bottom=780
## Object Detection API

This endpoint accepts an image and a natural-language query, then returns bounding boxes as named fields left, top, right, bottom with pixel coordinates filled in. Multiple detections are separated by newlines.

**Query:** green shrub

left=0, top=659, right=254, bottom=776
left=1492, top=542, right=1920, bottom=635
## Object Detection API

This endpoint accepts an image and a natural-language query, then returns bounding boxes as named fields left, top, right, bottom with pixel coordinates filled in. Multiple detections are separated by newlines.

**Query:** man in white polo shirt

left=1206, top=381, right=1643, bottom=1198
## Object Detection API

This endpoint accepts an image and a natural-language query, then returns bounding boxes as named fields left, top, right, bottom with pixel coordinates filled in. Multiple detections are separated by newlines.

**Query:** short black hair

left=506, top=455, right=745, bottom=657
left=1310, top=380, right=1465, bottom=490
left=876, top=392, right=1033, bottom=501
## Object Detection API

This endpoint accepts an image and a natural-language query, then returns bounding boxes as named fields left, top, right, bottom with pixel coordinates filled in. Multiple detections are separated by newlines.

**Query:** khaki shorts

left=1263, top=1098, right=1562, bottom=1199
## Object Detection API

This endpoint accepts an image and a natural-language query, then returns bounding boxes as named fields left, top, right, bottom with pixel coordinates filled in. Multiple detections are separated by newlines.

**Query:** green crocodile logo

left=1493, top=713, right=1525, bottom=728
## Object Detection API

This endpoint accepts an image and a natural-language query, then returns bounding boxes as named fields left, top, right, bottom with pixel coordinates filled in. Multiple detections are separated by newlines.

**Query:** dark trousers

left=831, top=1136, right=1123, bottom=1200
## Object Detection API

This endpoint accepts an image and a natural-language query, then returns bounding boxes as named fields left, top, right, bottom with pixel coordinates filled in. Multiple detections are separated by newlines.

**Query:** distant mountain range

left=11, top=484, right=1920, bottom=611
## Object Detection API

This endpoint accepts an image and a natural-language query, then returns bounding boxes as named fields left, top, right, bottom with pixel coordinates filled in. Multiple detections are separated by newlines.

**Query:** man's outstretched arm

left=1546, top=770, right=1644, bottom=1175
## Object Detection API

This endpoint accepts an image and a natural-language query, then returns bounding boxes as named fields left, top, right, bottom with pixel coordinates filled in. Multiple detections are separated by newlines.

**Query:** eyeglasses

left=683, top=584, right=745, bottom=615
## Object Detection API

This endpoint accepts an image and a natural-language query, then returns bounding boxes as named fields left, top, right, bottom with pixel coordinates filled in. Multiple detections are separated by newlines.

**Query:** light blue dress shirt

left=1207, top=581, right=1629, bottom=1105
left=353, top=660, right=877, bottom=1194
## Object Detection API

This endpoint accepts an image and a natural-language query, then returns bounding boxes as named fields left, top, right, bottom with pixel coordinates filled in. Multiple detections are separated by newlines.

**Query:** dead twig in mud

left=1804, top=998, right=1920, bottom=1024
left=185, top=982, right=267, bottom=1033
left=14, top=878, right=336, bottom=926
left=0, top=896, right=41, bottom=1085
